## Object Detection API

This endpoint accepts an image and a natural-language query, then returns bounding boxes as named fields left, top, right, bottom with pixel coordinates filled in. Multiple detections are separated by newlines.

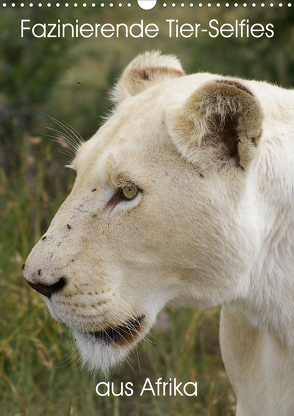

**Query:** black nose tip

left=25, top=277, right=66, bottom=299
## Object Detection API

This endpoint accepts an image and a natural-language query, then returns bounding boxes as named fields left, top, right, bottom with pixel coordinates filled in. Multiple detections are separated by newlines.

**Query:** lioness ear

left=166, top=80, right=263, bottom=170
left=112, top=51, right=185, bottom=104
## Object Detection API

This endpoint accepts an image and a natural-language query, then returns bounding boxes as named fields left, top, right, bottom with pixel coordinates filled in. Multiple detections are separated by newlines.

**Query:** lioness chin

left=24, top=52, right=294, bottom=416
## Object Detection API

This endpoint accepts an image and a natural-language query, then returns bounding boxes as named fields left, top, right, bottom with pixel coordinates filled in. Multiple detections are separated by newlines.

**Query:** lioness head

left=24, top=52, right=263, bottom=373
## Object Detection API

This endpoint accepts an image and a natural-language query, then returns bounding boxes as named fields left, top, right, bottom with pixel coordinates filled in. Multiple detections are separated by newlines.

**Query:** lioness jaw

left=24, top=52, right=294, bottom=415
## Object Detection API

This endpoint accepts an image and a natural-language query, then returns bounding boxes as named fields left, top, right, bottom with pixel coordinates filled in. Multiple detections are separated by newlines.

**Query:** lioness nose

left=25, top=277, right=66, bottom=299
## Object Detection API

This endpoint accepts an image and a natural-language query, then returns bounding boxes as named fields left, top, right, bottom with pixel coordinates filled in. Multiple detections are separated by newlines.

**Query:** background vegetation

left=1, top=4, right=294, bottom=415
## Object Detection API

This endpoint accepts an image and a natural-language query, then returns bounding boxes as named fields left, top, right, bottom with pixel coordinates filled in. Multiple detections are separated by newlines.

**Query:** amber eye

left=121, top=184, right=138, bottom=200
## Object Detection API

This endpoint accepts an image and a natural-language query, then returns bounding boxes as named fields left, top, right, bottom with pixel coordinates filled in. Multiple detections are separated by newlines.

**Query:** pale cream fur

left=24, top=52, right=294, bottom=415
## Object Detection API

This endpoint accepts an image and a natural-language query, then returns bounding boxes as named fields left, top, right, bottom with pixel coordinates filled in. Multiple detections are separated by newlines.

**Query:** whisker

left=146, top=331, right=162, bottom=346
left=44, top=128, right=80, bottom=153
left=135, top=346, right=141, bottom=374
left=102, top=304, right=142, bottom=342
left=43, top=116, right=85, bottom=164
left=48, top=115, right=84, bottom=146
left=142, top=335, right=157, bottom=351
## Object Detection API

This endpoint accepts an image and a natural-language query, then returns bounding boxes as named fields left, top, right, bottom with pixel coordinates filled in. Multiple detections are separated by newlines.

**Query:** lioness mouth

left=88, top=315, right=145, bottom=346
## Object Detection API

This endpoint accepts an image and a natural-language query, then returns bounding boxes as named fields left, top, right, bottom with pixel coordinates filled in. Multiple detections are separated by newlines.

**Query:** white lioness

left=24, top=52, right=294, bottom=416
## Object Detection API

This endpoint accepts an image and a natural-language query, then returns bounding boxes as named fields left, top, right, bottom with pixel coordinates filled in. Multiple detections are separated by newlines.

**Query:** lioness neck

left=237, top=91, right=294, bottom=348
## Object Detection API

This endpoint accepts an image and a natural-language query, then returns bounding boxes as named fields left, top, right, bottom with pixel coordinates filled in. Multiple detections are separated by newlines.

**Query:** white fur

left=24, top=52, right=294, bottom=415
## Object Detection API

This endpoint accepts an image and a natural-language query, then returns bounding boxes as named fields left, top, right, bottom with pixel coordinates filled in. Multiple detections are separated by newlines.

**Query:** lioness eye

left=121, top=184, right=138, bottom=200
